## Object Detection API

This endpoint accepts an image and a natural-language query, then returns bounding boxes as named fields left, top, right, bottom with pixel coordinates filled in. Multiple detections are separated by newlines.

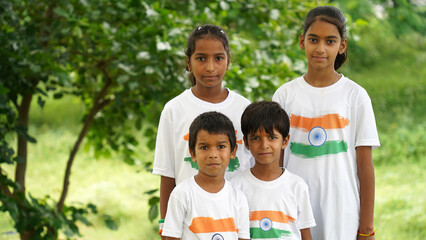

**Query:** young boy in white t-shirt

left=231, top=101, right=316, bottom=240
left=162, top=111, right=250, bottom=240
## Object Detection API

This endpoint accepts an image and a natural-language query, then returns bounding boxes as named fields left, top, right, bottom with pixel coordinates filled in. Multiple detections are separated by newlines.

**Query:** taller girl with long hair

left=273, top=6, right=380, bottom=240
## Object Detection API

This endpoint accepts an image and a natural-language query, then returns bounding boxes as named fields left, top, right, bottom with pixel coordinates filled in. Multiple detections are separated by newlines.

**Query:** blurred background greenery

left=0, top=0, right=425, bottom=239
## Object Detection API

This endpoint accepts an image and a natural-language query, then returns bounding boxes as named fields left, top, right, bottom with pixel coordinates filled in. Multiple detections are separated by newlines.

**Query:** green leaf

left=53, top=93, right=63, bottom=99
left=37, top=96, right=45, bottom=109
left=148, top=204, right=158, bottom=222
left=144, top=188, right=159, bottom=195
left=103, top=215, right=118, bottom=231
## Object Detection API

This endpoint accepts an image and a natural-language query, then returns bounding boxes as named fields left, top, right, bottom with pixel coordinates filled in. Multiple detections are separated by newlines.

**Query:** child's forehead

left=250, top=127, right=280, bottom=135
left=196, top=129, right=229, bottom=142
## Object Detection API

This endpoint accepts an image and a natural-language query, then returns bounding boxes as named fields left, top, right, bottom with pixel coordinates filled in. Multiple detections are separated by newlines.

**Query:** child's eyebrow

left=193, top=52, right=226, bottom=56
left=307, top=33, right=339, bottom=39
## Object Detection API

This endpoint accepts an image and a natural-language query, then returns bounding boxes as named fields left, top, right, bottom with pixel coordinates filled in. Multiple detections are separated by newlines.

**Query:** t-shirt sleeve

left=152, top=104, right=176, bottom=178
left=355, top=89, right=380, bottom=149
left=162, top=188, right=186, bottom=238
left=272, top=87, right=286, bottom=108
left=296, top=181, right=316, bottom=230
left=237, top=191, right=250, bottom=239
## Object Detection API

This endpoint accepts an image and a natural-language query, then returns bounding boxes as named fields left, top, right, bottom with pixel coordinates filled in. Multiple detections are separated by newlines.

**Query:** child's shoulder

left=273, top=76, right=304, bottom=97
left=229, top=169, right=251, bottom=184
left=227, top=88, right=251, bottom=104
left=283, top=169, right=310, bottom=189
left=163, top=89, right=192, bottom=107
left=171, top=176, right=196, bottom=195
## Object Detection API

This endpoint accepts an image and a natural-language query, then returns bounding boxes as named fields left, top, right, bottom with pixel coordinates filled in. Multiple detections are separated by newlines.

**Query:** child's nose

left=206, top=58, right=215, bottom=72
left=316, top=41, right=325, bottom=53
left=260, top=139, right=269, bottom=148
left=209, top=148, right=219, bottom=158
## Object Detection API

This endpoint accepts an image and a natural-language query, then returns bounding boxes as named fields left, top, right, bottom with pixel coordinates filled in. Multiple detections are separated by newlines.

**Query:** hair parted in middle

left=241, top=101, right=290, bottom=142
left=303, top=5, right=348, bottom=70
left=188, top=111, right=237, bottom=155
left=185, top=24, right=230, bottom=86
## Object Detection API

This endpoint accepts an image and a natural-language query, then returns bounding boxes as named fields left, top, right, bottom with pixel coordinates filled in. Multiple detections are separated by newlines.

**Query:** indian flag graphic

left=250, top=210, right=295, bottom=239
left=183, top=131, right=242, bottom=171
left=290, top=114, right=349, bottom=158
left=189, top=217, right=238, bottom=239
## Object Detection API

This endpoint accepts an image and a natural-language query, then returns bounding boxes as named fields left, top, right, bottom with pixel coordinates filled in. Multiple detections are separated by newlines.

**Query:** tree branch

left=0, top=167, right=13, bottom=198
left=57, top=64, right=114, bottom=212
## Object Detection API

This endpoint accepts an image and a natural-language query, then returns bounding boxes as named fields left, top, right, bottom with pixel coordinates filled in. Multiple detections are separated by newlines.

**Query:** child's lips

left=207, top=163, right=221, bottom=167
left=313, top=56, right=327, bottom=61
left=258, top=152, right=272, bottom=156
left=203, top=75, right=218, bottom=80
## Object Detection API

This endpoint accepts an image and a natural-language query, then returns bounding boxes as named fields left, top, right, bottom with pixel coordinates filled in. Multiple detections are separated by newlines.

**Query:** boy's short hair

left=241, top=101, right=290, bottom=141
left=189, top=111, right=237, bottom=155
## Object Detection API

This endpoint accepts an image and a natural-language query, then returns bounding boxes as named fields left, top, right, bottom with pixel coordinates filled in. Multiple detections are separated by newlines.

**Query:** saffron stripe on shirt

left=250, top=211, right=295, bottom=224
left=189, top=217, right=237, bottom=234
left=290, top=114, right=350, bottom=132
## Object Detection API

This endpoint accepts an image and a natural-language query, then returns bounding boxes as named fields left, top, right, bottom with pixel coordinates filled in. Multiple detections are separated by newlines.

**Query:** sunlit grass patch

left=375, top=162, right=426, bottom=239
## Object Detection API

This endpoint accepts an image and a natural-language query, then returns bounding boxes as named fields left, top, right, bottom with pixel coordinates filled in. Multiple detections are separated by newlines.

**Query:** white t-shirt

left=152, top=88, right=254, bottom=185
left=272, top=75, right=380, bottom=240
left=162, top=177, right=250, bottom=239
left=231, top=169, right=316, bottom=240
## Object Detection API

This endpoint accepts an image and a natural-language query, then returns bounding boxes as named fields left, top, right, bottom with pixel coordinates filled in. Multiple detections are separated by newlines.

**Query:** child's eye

left=270, top=136, right=277, bottom=140
left=327, top=40, right=336, bottom=44
left=218, top=145, right=226, bottom=149
left=196, top=57, right=205, bottom=61
left=250, top=137, right=259, bottom=141
left=216, top=56, right=224, bottom=61
left=308, top=38, right=317, bottom=43
left=200, top=146, right=208, bottom=150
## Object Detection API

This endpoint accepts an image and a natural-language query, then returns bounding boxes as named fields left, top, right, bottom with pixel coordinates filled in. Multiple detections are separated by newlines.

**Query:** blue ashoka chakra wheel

left=308, top=127, right=327, bottom=147
left=260, top=217, right=273, bottom=231
left=211, top=233, right=224, bottom=240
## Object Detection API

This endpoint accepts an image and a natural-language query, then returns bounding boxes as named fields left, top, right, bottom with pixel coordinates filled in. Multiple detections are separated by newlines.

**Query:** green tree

left=0, top=0, right=319, bottom=239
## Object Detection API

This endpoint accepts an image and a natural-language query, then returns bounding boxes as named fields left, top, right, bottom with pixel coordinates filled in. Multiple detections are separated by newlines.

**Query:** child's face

left=187, top=37, right=230, bottom=90
left=245, top=128, right=289, bottom=166
left=190, top=130, right=236, bottom=179
left=299, top=20, right=347, bottom=71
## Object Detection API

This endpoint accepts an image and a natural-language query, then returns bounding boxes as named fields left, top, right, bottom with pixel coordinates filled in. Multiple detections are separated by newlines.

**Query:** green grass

left=375, top=162, right=426, bottom=239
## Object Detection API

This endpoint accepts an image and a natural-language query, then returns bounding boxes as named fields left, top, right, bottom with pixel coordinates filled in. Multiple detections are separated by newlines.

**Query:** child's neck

left=304, top=68, right=340, bottom=88
left=194, top=174, right=225, bottom=193
left=191, top=85, right=228, bottom=103
left=251, top=163, right=284, bottom=181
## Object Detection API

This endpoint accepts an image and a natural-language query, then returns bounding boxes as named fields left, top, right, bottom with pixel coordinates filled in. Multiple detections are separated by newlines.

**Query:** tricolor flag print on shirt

left=290, top=114, right=349, bottom=158
left=250, top=210, right=296, bottom=239
left=189, top=217, right=239, bottom=239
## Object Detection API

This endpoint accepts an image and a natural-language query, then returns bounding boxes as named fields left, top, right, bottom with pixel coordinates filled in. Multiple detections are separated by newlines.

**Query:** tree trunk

left=14, top=94, right=33, bottom=194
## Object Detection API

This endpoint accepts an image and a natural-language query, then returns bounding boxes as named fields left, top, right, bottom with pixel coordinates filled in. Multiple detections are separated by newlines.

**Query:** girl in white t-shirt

left=152, top=25, right=253, bottom=236
left=272, top=6, right=380, bottom=240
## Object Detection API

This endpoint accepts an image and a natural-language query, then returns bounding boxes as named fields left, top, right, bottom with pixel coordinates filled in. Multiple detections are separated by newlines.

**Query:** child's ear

left=189, top=148, right=197, bottom=162
left=230, top=144, right=237, bottom=159
left=339, top=38, right=347, bottom=54
left=186, top=56, right=191, bottom=72
left=299, top=34, right=305, bottom=50
left=282, top=135, right=290, bottom=149
left=243, top=137, right=250, bottom=150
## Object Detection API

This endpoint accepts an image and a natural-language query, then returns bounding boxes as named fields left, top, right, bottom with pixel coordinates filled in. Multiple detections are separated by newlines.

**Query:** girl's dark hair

left=241, top=101, right=290, bottom=142
left=185, top=24, right=230, bottom=86
left=188, top=111, right=236, bottom=155
left=303, top=6, right=348, bottom=70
